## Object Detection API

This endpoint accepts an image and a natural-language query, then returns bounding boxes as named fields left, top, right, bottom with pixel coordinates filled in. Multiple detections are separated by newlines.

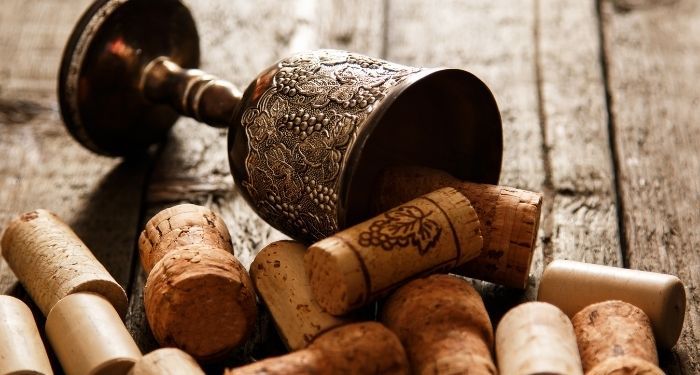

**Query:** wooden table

left=1, top=0, right=697, bottom=373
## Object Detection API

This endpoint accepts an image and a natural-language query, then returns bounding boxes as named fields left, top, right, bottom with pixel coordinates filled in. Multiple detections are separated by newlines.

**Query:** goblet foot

left=58, top=0, right=199, bottom=156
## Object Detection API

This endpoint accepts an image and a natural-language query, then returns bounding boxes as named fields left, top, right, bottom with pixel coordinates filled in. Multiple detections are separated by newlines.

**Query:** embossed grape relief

left=358, top=206, right=442, bottom=254
left=240, top=50, right=422, bottom=242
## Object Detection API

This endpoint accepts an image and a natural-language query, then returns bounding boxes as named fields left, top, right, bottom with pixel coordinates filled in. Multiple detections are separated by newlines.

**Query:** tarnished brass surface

left=58, top=0, right=502, bottom=242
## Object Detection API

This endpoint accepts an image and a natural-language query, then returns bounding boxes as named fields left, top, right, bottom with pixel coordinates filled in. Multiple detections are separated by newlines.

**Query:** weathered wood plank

left=601, top=0, right=700, bottom=372
left=125, top=0, right=387, bottom=368
left=385, top=0, right=545, bottom=317
left=0, top=0, right=146, bottom=296
left=386, top=0, right=544, bottom=191
left=0, top=0, right=90, bottom=95
left=537, top=0, right=621, bottom=267
left=125, top=0, right=297, bottom=361
left=0, top=2, right=151, bottom=373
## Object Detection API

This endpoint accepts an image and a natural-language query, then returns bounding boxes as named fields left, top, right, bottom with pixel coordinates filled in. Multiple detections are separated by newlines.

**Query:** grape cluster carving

left=240, top=50, right=421, bottom=242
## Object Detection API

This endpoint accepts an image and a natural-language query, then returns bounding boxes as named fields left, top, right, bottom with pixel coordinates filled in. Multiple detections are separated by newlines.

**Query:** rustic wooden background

left=0, top=0, right=698, bottom=373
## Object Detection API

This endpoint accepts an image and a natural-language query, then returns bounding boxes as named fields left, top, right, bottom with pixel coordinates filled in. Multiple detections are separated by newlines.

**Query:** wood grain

left=125, top=0, right=294, bottom=362
left=601, top=0, right=700, bottom=372
left=0, top=0, right=697, bottom=372
left=385, top=0, right=545, bottom=321
left=537, top=0, right=622, bottom=268
left=125, top=0, right=386, bottom=369
left=0, top=0, right=146, bottom=301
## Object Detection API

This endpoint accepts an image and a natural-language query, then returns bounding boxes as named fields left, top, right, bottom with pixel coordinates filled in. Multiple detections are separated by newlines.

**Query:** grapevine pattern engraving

left=240, top=50, right=421, bottom=242
left=358, top=206, right=442, bottom=254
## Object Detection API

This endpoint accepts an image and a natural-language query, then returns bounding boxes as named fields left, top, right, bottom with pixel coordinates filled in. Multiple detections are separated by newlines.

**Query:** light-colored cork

left=129, top=348, right=204, bottom=375
left=144, top=244, right=257, bottom=361
left=226, top=322, right=409, bottom=375
left=307, top=187, right=483, bottom=315
left=1, top=210, right=128, bottom=316
left=495, top=302, right=583, bottom=375
left=139, top=203, right=233, bottom=273
left=45, top=292, right=141, bottom=375
left=572, top=300, right=662, bottom=375
left=382, top=274, right=496, bottom=375
left=538, top=259, right=686, bottom=349
left=251, top=240, right=352, bottom=350
left=0, top=295, right=53, bottom=375
left=376, top=166, right=542, bottom=289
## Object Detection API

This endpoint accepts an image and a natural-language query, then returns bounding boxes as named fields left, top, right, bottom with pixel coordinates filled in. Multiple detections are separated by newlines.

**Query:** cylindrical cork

left=129, top=348, right=204, bottom=375
left=538, top=259, right=686, bottom=349
left=144, top=245, right=257, bottom=361
left=382, top=274, right=496, bottom=375
left=251, top=240, right=352, bottom=350
left=0, top=295, right=53, bottom=375
left=45, top=292, right=141, bottom=375
left=307, top=187, right=483, bottom=315
left=495, top=302, right=582, bottom=375
left=571, top=300, right=663, bottom=375
left=1, top=210, right=128, bottom=316
left=139, top=204, right=233, bottom=273
left=226, top=322, right=409, bottom=375
left=140, top=204, right=257, bottom=361
left=376, top=166, right=542, bottom=289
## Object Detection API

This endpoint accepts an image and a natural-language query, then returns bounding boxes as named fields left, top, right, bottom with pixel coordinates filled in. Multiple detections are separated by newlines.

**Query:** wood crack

left=533, top=0, right=556, bottom=265
left=595, top=0, right=629, bottom=268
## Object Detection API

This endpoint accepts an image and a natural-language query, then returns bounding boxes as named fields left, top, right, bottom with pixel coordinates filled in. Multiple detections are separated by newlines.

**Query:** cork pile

left=0, top=168, right=687, bottom=375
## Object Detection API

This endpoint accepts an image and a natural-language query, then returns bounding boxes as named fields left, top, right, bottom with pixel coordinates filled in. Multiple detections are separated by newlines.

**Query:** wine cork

left=307, top=187, right=483, bottom=315
left=138, top=203, right=233, bottom=273
left=140, top=204, right=256, bottom=361
left=382, top=274, right=496, bottom=375
left=45, top=292, right=141, bottom=375
left=538, top=259, right=686, bottom=349
left=144, top=245, right=257, bottom=360
left=376, top=166, right=542, bottom=289
left=572, top=300, right=663, bottom=375
left=0, top=295, right=53, bottom=375
left=495, top=302, right=582, bottom=375
left=226, top=322, right=409, bottom=375
left=1, top=210, right=128, bottom=316
left=251, top=240, right=352, bottom=350
left=129, top=348, right=204, bottom=375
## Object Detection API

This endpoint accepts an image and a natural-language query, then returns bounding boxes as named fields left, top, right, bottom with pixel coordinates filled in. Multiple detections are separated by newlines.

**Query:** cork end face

left=572, top=300, right=658, bottom=373
left=586, top=356, right=664, bottom=375
left=382, top=274, right=495, bottom=375
left=90, top=358, right=137, bottom=375
left=311, top=322, right=410, bottom=375
left=305, top=238, right=364, bottom=316
left=70, top=278, right=129, bottom=318
left=496, top=302, right=582, bottom=375
left=658, top=275, right=686, bottom=349
left=145, top=246, right=257, bottom=361
left=384, top=274, right=493, bottom=346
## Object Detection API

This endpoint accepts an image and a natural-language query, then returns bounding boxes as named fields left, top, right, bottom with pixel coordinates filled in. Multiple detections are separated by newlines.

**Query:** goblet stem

left=140, top=57, right=242, bottom=128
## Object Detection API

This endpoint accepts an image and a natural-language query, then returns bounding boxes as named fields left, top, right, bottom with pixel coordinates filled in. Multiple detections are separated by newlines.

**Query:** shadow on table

left=68, top=155, right=154, bottom=288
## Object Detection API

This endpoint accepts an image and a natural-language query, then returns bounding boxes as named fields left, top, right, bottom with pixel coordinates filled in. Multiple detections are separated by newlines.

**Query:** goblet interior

left=342, top=68, right=503, bottom=227
left=58, top=0, right=199, bottom=156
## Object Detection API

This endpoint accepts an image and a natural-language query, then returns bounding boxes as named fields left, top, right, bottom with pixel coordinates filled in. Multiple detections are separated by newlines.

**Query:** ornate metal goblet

left=58, top=0, right=502, bottom=243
